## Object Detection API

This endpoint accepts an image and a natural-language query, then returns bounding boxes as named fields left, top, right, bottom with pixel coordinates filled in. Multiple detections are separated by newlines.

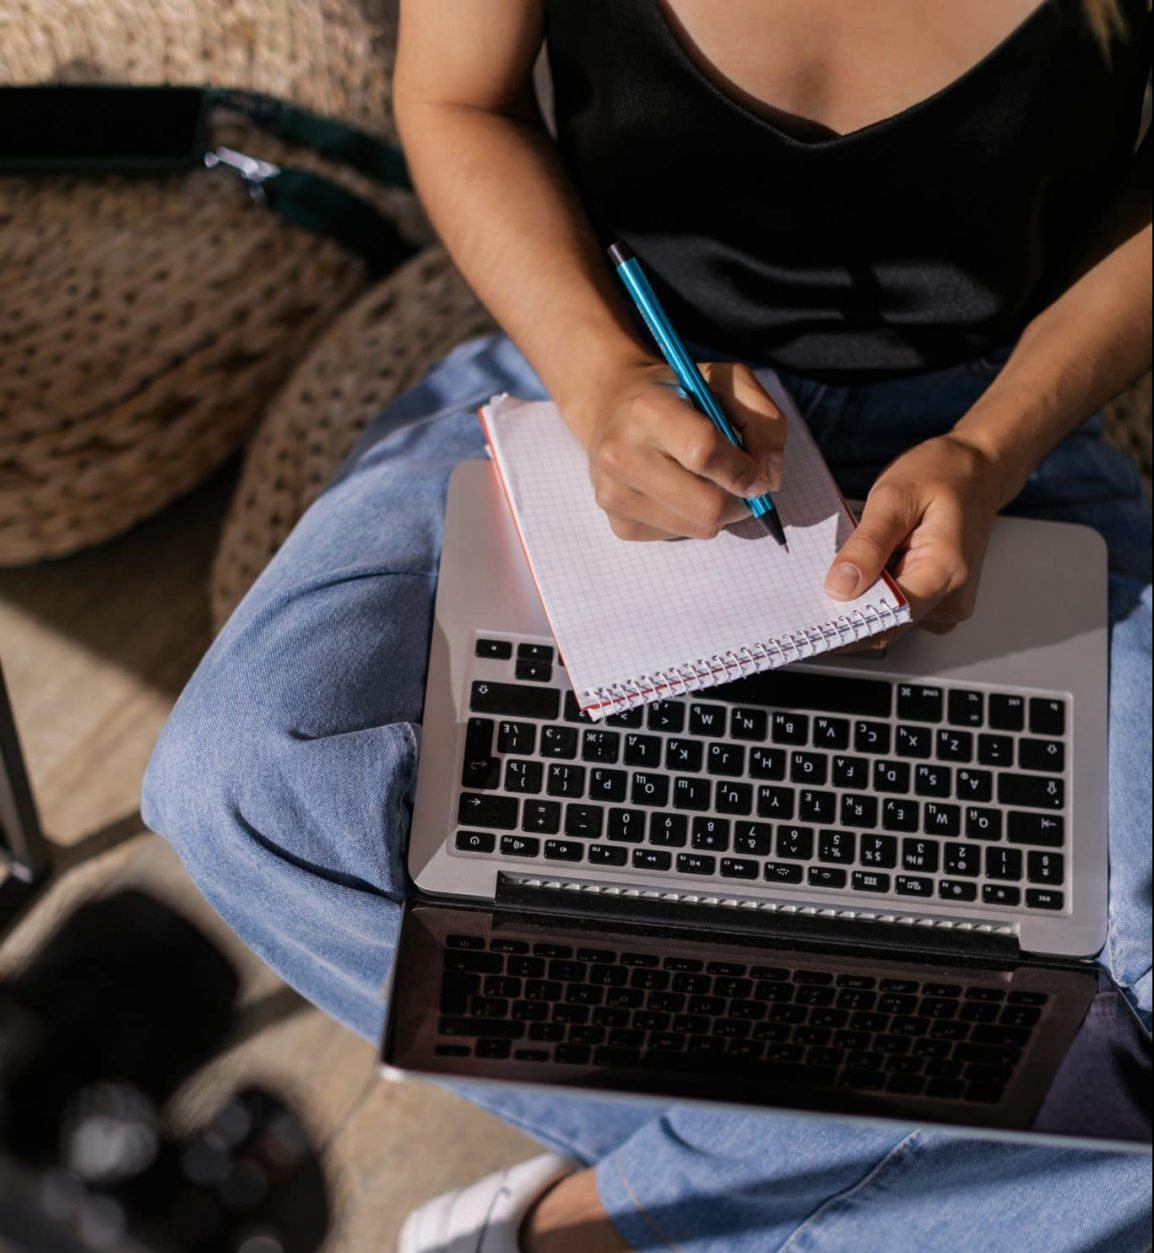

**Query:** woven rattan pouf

left=211, top=252, right=1153, bottom=633
left=0, top=0, right=423, bottom=566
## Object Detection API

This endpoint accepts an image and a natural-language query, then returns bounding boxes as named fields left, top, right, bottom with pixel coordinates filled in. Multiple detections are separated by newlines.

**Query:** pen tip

left=762, top=513, right=789, bottom=548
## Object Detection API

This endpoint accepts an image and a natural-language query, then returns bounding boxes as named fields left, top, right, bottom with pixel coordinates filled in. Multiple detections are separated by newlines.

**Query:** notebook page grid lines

left=485, top=384, right=908, bottom=716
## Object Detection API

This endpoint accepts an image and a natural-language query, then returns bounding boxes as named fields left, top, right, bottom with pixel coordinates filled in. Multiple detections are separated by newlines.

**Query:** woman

left=144, top=2, right=1153, bottom=1250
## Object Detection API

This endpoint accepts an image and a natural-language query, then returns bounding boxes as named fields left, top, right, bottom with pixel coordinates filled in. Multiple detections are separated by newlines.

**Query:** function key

left=472, top=682, right=560, bottom=721
left=501, top=835, right=541, bottom=859
left=1019, top=739, right=1067, bottom=775
left=544, top=840, right=585, bottom=863
left=648, top=702, right=686, bottom=734
left=794, top=970, right=835, bottom=986
left=989, top=695, right=1026, bottom=733
left=1026, top=889, right=1066, bottom=912
left=852, top=871, right=892, bottom=894
left=518, top=643, right=555, bottom=664
left=678, top=853, right=717, bottom=876
left=983, top=885, right=1022, bottom=908
left=1008, top=991, right=1050, bottom=1006
left=689, top=704, right=727, bottom=737
left=721, top=857, right=760, bottom=881
left=476, top=639, right=514, bottom=660
left=633, top=848, right=672, bottom=873
left=731, top=708, right=769, bottom=741
left=516, top=659, right=553, bottom=683
left=765, top=862, right=805, bottom=885
left=590, top=845, right=629, bottom=867
left=456, top=830, right=497, bottom=854
left=939, top=879, right=979, bottom=903
left=948, top=690, right=986, bottom=728
left=898, top=685, right=945, bottom=723
left=1030, top=698, right=1068, bottom=738
left=896, top=875, right=934, bottom=898
left=447, top=934, right=487, bottom=950
left=809, top=867, right=848, bottom=890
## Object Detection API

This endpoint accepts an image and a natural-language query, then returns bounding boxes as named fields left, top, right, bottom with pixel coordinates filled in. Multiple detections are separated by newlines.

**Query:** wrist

left=950, top=389, right=1051, bottom=509
left=552, top=345, right=666, bottom=448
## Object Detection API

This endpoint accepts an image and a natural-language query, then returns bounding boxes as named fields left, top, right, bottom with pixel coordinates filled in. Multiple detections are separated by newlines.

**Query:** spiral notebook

left=480, top=373, right=910, bottom=721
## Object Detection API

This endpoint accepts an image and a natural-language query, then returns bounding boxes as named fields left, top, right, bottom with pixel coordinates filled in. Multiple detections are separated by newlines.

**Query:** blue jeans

left=143, top=335, right=1152, bottom=1252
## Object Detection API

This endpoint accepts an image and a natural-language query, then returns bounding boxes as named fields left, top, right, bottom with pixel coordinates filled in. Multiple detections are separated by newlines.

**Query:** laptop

left=382, top=455, right=1152, bottom=1152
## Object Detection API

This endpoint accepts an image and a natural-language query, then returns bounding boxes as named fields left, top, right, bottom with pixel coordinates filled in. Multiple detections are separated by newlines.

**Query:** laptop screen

left=383, top=901, right=1151, bottom=1151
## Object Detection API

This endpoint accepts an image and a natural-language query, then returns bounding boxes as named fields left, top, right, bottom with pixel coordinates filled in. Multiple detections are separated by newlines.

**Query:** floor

left=0, top=472, right=535, bottom=1251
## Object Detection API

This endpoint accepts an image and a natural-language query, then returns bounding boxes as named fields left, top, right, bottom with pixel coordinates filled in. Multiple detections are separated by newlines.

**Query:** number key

left=903, top=839, right=940, bottom=874
left=819, top=830, right=856, bottom=865
left=1028, top=851, right=1065, bottom=886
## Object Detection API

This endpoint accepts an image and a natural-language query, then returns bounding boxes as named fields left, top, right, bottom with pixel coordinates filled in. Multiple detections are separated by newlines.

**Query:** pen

left=609, top=241, right=788, bottom=548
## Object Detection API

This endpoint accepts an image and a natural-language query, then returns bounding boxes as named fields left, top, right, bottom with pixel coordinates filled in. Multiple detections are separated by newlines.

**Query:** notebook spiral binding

left=584, top=601, right=911, bottom=718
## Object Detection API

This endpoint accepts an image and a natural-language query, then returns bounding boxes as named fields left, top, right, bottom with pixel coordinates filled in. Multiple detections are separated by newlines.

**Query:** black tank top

left=545, top=0, right=1151, bottom=383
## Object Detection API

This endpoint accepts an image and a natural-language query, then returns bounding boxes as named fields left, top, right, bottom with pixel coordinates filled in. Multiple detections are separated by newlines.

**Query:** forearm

left=954, top=218, right=1153, bottom=505
left=396, top=99, right=653, bottom=443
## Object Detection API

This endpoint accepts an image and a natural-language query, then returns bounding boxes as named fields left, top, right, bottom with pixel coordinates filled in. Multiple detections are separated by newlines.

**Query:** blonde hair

left=1083, top=0, right=1127, bottom=49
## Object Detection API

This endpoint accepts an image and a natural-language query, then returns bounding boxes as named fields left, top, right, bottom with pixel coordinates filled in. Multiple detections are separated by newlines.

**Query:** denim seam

left=800, top=384, right=831, bottom=423
left=776, top=1130, right=923, bottom=1253
left=610, top=1156, right=685, bottom=1253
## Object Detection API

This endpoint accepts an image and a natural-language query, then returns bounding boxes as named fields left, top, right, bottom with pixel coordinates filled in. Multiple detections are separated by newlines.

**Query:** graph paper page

left=483, top=373, right=907, bottom=708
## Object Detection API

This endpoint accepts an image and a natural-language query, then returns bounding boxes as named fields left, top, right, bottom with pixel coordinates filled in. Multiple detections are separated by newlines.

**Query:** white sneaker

left=397, top=1154, right=579, bottom=1253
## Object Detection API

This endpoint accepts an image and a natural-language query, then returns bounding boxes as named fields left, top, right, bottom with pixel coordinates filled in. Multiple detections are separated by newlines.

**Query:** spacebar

left=471, top=682, right=560, bottom=720
left=720, top=670, right=893, bottom=718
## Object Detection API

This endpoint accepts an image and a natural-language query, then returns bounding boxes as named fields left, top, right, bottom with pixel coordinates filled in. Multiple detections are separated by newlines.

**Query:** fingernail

left=764, top=453, right=784, bottom=491
left=826, top=563, right=863, bottom=601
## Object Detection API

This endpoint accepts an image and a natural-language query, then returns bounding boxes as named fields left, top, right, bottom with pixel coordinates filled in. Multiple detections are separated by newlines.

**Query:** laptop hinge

left=495, top=874, right=1023, bottom=963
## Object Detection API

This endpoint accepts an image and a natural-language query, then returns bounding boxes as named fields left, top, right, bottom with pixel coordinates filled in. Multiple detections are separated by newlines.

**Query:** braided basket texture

left=0, top=0, right=420, bottom=567
left=209, top=246, right=495, bottom=629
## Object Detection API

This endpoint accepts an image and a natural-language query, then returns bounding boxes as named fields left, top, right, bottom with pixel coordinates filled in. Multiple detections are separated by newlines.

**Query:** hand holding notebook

left=481, top=375, right=910, bottom=721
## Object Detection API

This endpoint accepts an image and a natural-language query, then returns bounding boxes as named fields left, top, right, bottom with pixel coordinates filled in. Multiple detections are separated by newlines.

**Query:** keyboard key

left=897, top=875, right=934, bottom=898
left=708, top=743, right=746, bottom=778
left=673, top=776, right=712, bottom=812
left=476, top=638, right=514, bottom=660
left=958, top=770, right=994, bottom=803
left=853, top=872, right=892, bottom=894
left=765, top=862, right=805, bottom=885
left=689, top=704, right=727, bottom=737
left=589, top=844, right=628, bottom=867
left=545, top=840, right=584, bottom=862
left=471, top=682, right=560, bottom=721
left=735, top=822, right=775, bottom=856
left=937, top=729, right=974, bottom=763
left=516, top=659, right=552, bottom=683
left=814, top=717, right=851, bottom=750
left=505, top=760, right=544, bottom=794
left=903, top=839, right=940, bottom=874
left=855, top=721, right=892, bottom=755
left=693, top=817, right=731, bottom=851
left=522, top=801, right=562, bottom=834
left=925, top=803, right=962, bottom=838
left=1027, top=889, right=1066, bottom=912
left=758, top=787, right=796, bottom=821
left=678, top=853, right=717, bottom=876
left=624, top=734, right=663, bottom=768
left=606, top=708, right=645, bottom=729
left=898, top=685, right=945, bottom=723
left=583, top=730, right=621, bottom=764
left=1028, top=851, right=1065, bottom=886
left=999, top=775, right=1065, bottom=811
left=833, top=756, right=870, bottom=789
left=498, top=721, right=537, bottom=756
left=940, top=879, right=979, bottom=903
left=608, top=809, right=646, bottom=843
left=1019, top=739, right=1067, bottom=774
left=456, top=830, right=497, bottom=854
left=750, top=747, right=787, bottom=781
left=944, top=843, right=980, bottom=877
left=896, top=726, right=934, bottom=759
left=648, top=702, right=686, bottom=733
left=949, top=690, right=985, bottom=728
left=1030, top=698, right=1067, bottom=737
left=986, top=848, right=1023, bottom=881
left=589, top=768, right=628, bottom=804
left=518, top=644, right=554, bottom=664
left=983, top=885, right=1022, bottom=908
left=819, top=830, right=856, bottom=864
left=915, top=764, right=952, bottom=798
left=547, top=764, right=586, bottom=799
left=777, top=826, right=816, bottom=861
left=799, top=790, right=838, bottom=824
left=565, top=805, right=604, bottom=839
left=542, top=726, right=580, bottom=760
left=458, top=794, right=518, bottom=830
left=1008, top=813, right=1065, bottom=847
left=978, top=735, right=1015, bottom=768
left=633, top=849, right=672, bottom=872
left=563, top=693, right=595, bottom=724
left=440, top=1017, right=525, bottom=1041
left=716, top=782, right=754, bottom=816
left=874, top=761, right=912, bottom=794
left=841, top=795, right=879, bottom=829
left=773, top=712, right=810, bottom=745
left=989, top=694, right=1026, bottom=732
left=631, top=772, right=670, bottom=808
left=665, top=738, right=703, bottom=772
left=861, top=835, right=898, bottom=869
left=731, top=708, right=769, bottom=741
left=501, top=835, right=541, bottom=859
left=882, top=799, right=920, bottom=833
left=650, top=814, right=689, bottom=847
left=810, top=867, right=848, bottom=890
left=966, top=807, right=1003, bottom=841
left=721, top=858, right=760, bottom=880
left=791, top=752, right=829, bottom=786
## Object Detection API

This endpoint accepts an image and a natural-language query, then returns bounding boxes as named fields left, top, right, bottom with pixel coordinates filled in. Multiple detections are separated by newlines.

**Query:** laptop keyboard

left=436, top=932, right=1048, bottom=1105
left=455, top=635, right=1072, bottom=916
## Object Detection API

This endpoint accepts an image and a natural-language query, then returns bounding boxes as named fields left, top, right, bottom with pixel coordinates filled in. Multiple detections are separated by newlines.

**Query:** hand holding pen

left=609, top=242, right=789, bottom=547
